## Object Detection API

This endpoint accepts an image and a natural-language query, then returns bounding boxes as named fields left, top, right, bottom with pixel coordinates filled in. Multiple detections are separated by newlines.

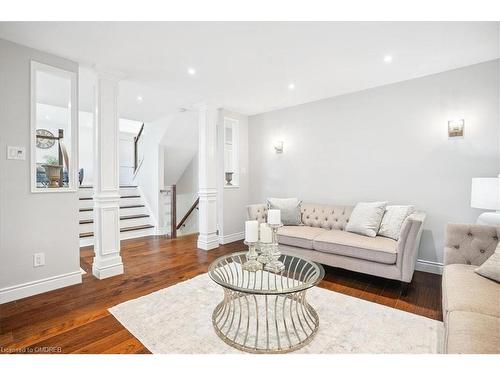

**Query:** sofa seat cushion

left=277, top=226, right=328, bottom=249
left=443, top=264, right=500, bottom=318
left=446, top=310, right=500, bottom=354
left=312, top=230, right=397, bottom=264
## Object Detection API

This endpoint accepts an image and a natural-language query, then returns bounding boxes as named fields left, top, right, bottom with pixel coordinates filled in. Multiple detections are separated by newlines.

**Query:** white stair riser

left=79, top=217, right=151, bottom=233
left=79, top=227, right=156, bottom=247
left=79, top=196, right=143, bottom=209
left=79, top=206, right=148, bottom=220
left=78, top=187, right=139, bottom=199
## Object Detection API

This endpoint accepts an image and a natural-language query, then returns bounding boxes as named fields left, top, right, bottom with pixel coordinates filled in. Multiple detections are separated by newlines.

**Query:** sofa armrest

left=444, top=223, right=499, bottom=266
left=398, top=211, right=426, bottom=282
left=246, top=203, right=268, bottom=223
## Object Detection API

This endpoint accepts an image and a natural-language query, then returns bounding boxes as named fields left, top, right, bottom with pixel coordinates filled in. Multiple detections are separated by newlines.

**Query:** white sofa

left=247, top=202, right=426, bottom=289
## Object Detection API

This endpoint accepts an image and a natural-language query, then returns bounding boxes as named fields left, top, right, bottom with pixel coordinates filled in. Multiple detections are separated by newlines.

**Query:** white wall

left=0, top=38, right=81, bottom=303
left=176, top=154, right=199, bottom=235
left=248, top=60, right=500, bottom=265
left=119, top=131, right=135, bottom=186
left=78, top=110, right=94, bottom=185
left=217, top=109, right=250, bottom=243
left=134, top=118, right=167, bottom=230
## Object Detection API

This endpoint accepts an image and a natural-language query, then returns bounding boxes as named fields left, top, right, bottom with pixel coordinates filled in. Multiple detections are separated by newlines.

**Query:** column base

left=197, top=233, right=219, bottom=251
left=92, top=256, right=124, bottom=279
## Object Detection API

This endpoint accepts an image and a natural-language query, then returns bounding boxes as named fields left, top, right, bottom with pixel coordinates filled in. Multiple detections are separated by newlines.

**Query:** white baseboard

left=415, top=259, right=443, bottom=275
left=0, top=270, right=82, bottom=304
left=219, top=231, right=245, bottom=245
left=197, top=233, right=220, bottom=250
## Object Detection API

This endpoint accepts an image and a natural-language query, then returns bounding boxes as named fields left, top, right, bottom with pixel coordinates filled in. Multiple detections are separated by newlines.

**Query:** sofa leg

left=401, top=282, right=410, bottom=296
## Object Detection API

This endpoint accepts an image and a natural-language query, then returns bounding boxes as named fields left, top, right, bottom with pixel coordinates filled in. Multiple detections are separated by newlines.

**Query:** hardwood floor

left=0, top=235, right=442, bottom=354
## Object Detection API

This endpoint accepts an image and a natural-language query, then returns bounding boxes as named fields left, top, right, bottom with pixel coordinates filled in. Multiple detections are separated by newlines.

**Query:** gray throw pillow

left=378, top=205, right=415, bottom=241
left=267, top=197, right=302, bottom=226
left=345, top=201, right=387, bottom=237
left=475, top=243, right=500, bottom=283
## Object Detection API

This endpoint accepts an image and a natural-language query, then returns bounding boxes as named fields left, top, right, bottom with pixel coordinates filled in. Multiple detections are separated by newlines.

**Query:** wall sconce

left=448, top=119, right=464, bottom=138
left=274, top=140, right=284, bottom=153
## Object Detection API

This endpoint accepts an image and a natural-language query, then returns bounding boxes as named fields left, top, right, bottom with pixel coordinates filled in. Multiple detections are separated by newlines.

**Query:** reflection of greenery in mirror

left=31, top=61, right=76, bottom=192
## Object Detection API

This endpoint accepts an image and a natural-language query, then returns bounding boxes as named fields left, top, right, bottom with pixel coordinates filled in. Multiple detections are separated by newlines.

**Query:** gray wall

left=0, top=39, right=81, bottom=298
left=248, top=60, right=500, bottom=264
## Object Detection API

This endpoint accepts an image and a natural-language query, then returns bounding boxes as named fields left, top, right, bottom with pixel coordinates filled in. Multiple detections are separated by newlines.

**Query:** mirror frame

left=30, top=60, right=78, bottom=193
left=223, top=117, right=240, bottom=188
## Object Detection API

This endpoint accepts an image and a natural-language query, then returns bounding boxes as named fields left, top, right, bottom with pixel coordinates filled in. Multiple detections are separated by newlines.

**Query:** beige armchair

left=442, top=223, right=500, bottom=354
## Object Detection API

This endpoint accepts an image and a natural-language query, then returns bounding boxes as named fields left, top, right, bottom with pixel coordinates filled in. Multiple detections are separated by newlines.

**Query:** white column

left=197, top=104, right=219, bottom=250
left=92, top=73, right=123, bottom=278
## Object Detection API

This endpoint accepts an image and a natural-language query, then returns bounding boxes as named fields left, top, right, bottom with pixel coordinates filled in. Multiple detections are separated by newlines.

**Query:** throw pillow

left=475, top=243, right=500, bottom=283
left=378, top=205, right=415, bottom=241
left=345, top=201, right=388, bottom=237
left=267, top=197, right=302, bottom=226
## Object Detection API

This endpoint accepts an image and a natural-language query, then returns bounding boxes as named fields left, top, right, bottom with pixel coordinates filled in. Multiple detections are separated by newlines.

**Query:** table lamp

left=471, top=177, right=500, bottom=226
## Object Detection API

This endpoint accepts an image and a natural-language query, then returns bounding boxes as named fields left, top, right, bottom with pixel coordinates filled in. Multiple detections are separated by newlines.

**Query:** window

left=31, top=61, right=77, bottom=192
left=223, top=117, right=239, bottom=188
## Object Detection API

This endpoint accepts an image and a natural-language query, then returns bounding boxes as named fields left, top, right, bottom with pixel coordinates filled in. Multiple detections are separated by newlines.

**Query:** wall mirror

left=223, top=117, right=239, bottom=188
left=31, top=61, right=77, bottom=192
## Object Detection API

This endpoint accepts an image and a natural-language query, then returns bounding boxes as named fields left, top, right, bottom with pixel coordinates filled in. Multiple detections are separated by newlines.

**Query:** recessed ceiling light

left=384, top=55, right=393, bottom=63
left=187, top=68, right=196, bottom=76
left=136, top=96, right=144, bottom=103
left=288, top=83, right=295, bottom=90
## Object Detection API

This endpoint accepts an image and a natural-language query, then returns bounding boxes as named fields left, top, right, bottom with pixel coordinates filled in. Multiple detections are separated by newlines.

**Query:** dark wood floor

left=0, top=235, right=442, bottom=354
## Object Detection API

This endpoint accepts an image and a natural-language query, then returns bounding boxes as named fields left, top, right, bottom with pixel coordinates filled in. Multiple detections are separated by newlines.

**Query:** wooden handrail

left=176, top=197, right=199, bottom=230
left=134, top=123, right=145, bottom=172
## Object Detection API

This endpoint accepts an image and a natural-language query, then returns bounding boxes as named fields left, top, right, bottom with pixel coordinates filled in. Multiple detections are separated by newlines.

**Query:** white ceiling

left=0, top=22, right=498, bottom=121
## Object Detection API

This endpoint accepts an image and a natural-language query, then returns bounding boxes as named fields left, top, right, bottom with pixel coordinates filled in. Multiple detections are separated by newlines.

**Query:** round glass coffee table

left=208, top=251, right=325, bottom=354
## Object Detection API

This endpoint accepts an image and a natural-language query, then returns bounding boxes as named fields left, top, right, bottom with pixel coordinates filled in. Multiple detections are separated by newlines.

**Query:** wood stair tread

left=79, top=224, right=154, bottom=238
left=79, top=214, right=150, bottom=225
left=79, top=204, right=145, bottom=212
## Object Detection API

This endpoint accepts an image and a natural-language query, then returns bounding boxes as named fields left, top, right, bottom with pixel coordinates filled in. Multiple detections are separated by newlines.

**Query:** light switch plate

left=33, top=252, right=45, bottom=267
left=7, top=146, right=26, bottom=160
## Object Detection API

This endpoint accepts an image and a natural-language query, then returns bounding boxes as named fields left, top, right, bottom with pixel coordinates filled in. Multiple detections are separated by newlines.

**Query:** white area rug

left=109, top=273, right=443, bottom=354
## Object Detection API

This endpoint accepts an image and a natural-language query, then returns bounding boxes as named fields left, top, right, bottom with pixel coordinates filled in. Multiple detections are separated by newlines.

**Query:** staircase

left=78, top=185, right=155, bottom=247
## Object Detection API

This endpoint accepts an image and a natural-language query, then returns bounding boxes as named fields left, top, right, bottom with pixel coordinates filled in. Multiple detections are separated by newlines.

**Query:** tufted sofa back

left=246, top=203, right=353, bottom=231
left=301, top=203, right=353, bottom=230
left=444, top=223, right=500, bottom=266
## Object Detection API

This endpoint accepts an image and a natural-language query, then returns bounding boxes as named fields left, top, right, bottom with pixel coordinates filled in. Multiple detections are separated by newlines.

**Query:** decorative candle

left=267, top=209, right=281, bottom=225
left=260, top=223, right=272, bottom=243
left=245, top=220, right=259, bottom=242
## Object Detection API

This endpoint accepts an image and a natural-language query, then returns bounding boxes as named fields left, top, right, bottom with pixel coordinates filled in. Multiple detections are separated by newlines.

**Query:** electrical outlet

left=33, top=252, right=45, bottom=267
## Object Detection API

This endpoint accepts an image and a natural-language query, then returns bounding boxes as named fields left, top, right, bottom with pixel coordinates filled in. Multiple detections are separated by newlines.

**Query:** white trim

left=415, top=259, right=443, bottom=275
left=219, top=231, right=245, bottom=245
left=197, top=233, right=220, bottom=250
left=0, top=270, right=82, bottom=304
left=30, top=60, right=78, bottom=193
left=92, top=261, right=123, bottom=279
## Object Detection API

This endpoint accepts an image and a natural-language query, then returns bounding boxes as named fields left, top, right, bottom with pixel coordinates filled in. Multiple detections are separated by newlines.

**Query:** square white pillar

left=197, top=104, right=219, bottom=250
left=92, top=73, right=123, bottom=278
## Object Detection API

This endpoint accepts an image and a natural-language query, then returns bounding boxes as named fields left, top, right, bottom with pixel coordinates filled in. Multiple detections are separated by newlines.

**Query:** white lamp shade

left=471, top=178, right=500, bottom=210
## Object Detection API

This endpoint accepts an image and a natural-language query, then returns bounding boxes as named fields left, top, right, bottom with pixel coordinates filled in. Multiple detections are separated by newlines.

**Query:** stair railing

left=176, top=197, right=200, bottom=231
left=133, top=123, right=145, bottom=173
